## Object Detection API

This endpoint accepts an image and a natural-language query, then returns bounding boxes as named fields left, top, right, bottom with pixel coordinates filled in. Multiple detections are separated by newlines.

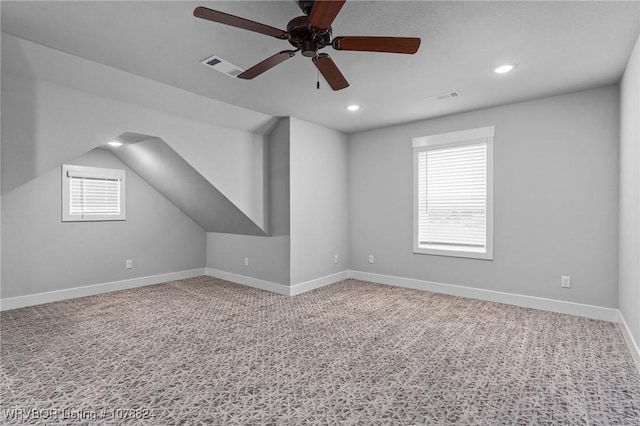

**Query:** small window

left=62, top=165, right=126, bottom=222
left=412, top=126, right=494, bottom=260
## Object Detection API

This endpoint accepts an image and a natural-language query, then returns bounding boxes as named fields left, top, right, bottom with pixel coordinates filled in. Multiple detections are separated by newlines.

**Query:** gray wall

left=349, top=86, right=620, bottom=308
left=1, top=34, right=629, bottom=317
left=289, top=117, right=349, bottom=284
left=1, top=34, right=271, bottom=301
left=2, top=148, right=205, bottom=298
left=619, top=34, right=640, bottom=343
left=207, top=118, right=291, bottom=285
left=207, top=117, right=350, bottom=287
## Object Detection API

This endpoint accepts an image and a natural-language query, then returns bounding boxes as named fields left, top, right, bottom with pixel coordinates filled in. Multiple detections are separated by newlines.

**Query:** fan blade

left=312, top=53, right=349, bottom=91
left=194, top=6, right=287, bottom=39
left=308, top=0, right=346, bottom=32
left=333, top=36, right=421, bottom=54
left=237, top=51, right=297, bottom=80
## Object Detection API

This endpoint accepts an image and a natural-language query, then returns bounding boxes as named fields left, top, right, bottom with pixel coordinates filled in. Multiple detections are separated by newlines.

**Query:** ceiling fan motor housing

left=287, top=16, right=331, bottom=56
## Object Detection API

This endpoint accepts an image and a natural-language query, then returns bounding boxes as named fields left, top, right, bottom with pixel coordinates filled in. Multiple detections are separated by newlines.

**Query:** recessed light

left=108, top=141, right=123, bottom=147
left=493, top=64, right=516, bottom=74
left=346, top=104, right=360, bottom=112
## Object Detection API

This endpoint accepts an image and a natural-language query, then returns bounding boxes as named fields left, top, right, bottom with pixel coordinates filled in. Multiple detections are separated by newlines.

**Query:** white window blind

left=69, top=175, right=121, bottom=216
left=417, top=142, right=486, bottom=249
left=413, top=126, right=494, bottom=259
left=62, top=165, right=126, bottom=222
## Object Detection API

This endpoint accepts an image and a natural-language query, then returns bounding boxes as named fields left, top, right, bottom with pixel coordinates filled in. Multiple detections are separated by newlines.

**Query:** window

left=413, top=126, right=494, bottom=260
left=62, top=165, right=126, bottom=222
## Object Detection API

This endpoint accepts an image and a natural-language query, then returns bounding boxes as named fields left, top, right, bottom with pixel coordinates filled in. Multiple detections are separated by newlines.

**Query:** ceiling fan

left=194, top=0, right=421, bottom=91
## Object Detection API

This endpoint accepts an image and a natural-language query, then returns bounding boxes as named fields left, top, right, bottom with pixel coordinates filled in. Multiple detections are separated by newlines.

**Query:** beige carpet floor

left=1, top=276, right=639, bottom=425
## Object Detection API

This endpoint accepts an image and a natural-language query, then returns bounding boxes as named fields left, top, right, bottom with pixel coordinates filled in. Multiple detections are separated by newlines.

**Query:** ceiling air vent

left=426, top=90, right=461, bottom=102
left=200, top=55, right=244, bottom=78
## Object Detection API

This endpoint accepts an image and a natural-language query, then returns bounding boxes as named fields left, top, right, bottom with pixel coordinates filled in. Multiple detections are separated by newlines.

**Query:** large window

left=412, top=126, right=494, bottom=260
left=62, top=165, right=126, bottom=222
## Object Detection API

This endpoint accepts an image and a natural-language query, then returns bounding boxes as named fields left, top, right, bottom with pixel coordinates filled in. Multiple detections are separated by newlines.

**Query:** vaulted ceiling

left=3, top=1, right=640, bottom=133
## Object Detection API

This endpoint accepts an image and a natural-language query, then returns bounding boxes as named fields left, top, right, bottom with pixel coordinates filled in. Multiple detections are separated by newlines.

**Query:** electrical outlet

left=334, top=254, right=339, bottom=264
left=561, top=275, right=571, bottom=288
left=368, top=255, right=374, bottom=264
left=244, top=257, right=249, bottom=267
left=126, top=259, right=133, bottom=269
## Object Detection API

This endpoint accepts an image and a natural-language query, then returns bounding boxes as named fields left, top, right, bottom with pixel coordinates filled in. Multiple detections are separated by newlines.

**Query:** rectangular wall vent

left=426, top=90, right=461, bottom=102
left=200, top=55, right=244, bottom=78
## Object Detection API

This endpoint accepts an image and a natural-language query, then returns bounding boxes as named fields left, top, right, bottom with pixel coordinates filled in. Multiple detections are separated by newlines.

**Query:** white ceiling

left=2, top=1, right=640, bottom=134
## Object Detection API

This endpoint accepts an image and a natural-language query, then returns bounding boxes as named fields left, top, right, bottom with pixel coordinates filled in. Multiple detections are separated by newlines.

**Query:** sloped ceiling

left=2, top=1, right=640, bottom=134
left=105, top=136, right=267, bottom=236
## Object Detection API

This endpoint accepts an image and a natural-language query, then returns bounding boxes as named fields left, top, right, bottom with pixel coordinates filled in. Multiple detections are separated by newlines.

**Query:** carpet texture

left=1, top=276, right=639, bottom=425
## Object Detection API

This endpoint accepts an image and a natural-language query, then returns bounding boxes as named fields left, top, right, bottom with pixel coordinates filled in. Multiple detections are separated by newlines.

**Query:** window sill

left=413, top=246, right=493, bottom=260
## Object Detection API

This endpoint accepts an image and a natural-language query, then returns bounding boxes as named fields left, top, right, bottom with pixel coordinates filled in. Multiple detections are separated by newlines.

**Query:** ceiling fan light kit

left=194, top=0, right=421, bottom=91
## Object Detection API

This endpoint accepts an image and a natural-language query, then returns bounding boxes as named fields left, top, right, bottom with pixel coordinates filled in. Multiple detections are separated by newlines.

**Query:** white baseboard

left=3, top=266, right=623, bottom=330
left=206, top=268, right=290, bottom=296
left=348, top=270, right=619, bottom=322
left=0, top=268, right=207, bottom=311
left=290, top=271, right=350, bottom=296
left=206, top=268, right=349, bottom=297
left=618, top=311, right=640, bottom=371
left=205, top=269, right=619, bottom=322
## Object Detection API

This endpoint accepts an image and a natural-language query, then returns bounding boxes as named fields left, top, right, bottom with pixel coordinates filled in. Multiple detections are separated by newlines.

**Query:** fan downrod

left=297, top=1, right=315, bottom=16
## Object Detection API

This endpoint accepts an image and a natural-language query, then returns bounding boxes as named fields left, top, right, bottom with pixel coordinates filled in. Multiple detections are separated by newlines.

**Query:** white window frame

left=412, top=126, right=494, bottom=260
left=62, top=164, right=126, bottom=222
